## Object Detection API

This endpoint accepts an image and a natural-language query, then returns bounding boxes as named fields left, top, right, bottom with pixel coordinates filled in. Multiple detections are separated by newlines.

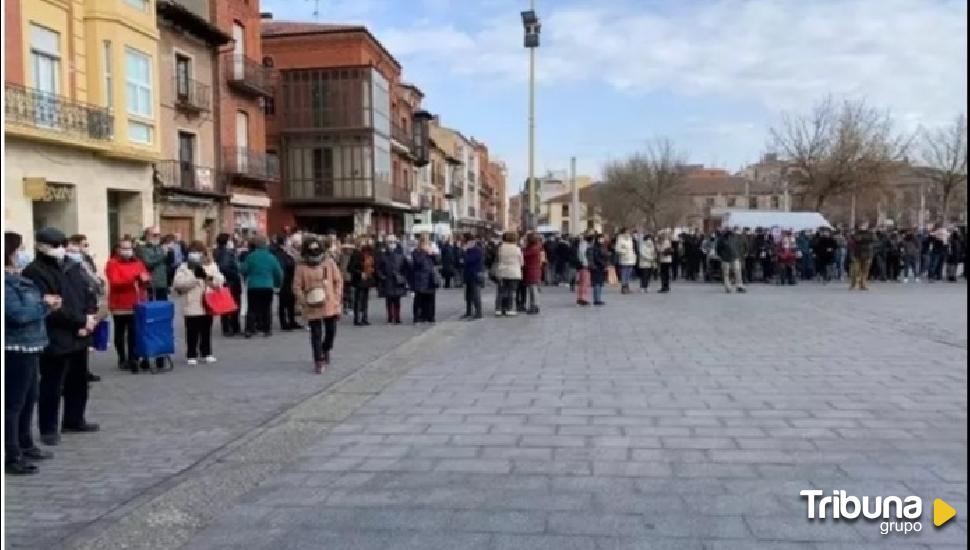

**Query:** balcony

left=391, top=185, right=411, bottom=204
left=222, top=147, right=279, bottom=182
left=224, top=54, right=273, bottom=97
left=5, top=82, right=113, bottom=143
left=154, top=160, right=224, bottom=195
left=173, top=76, right=211, bottom=113
left=391, top=122, right=413, bottom=153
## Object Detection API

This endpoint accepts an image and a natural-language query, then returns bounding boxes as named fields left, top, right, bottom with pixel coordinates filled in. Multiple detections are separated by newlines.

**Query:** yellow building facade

left=5, top=0, right=161, bottom=264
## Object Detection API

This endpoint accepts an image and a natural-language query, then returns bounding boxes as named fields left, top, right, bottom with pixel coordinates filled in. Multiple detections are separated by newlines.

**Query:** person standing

left=461, top=234, right=484, bottom=320
left=717, top=228, right=747, bottom=294
left=588, top=234, right=610, bottom=305
left=5, top=231, right=58, bottom=474
left=377, top=235, right=408, bottom=324
left=946, top=226, right=964, bottom=282
left=848, top=224, right=875, bottom=291
left=575, top=234, right=592, bottom=306
left=348, top=236, right=376, bottom=326
left=104, top=238, right=149, bottom=372
left=439, top=237, right=458, bottom=289
left=22, top=228, right=100, bottom=446
left=67, top=234, right=106, bottom=382
left=776, top=230, right=798, bottom=286
left=294, top=237, right=343, bottom=374
left=271, top=235, right=300, bottom=331
left=172, top=242, right=224, bottom=365
left=136, top=227, right=171, bottom=302
left=614, top=228, right=637, bottom=294
left=657, top=231, right=674, bottom=293
left=410, top=235, right=439, bottom=323
left=241, top=236, right=283, bottom=337
left=522, top=233, right=543, bottom=314
left=636, top=233, right=658, bottom=292
left=901, top=231, right=921, bottom=283
left=834, top=229, right=848, bottom=282
left=494, top=232, right=524, bottom=316
left=338, top=236, right=356, bottom=314
left=213, top=233, right=242, bottom=336
left=812, top=227, right=837, bottom=283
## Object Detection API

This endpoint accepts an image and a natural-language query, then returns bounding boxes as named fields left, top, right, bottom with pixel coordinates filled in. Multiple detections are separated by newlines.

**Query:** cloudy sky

left=261, top=0, right=968, bottom=192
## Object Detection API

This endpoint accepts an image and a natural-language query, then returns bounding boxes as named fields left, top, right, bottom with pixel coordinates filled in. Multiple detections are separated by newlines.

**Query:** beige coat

left=172, top=261, right=225, bottom=317
left=495, top=243, right=524, bottom=280
left=293, top=257, right=343, bottom=320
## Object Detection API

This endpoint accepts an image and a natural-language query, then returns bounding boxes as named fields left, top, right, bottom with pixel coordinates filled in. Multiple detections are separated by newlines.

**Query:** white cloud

left=379, top=0, right=967, bottom=125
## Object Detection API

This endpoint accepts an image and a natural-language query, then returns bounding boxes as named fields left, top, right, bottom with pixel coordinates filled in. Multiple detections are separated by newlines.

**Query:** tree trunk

left=815, top=194, right=826, bottom=212
left=941, top=187, right=951, bottom=224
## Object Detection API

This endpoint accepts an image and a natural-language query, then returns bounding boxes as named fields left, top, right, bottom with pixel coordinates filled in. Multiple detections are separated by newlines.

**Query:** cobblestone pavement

left=5, top=292, right=467, bottom=549
left=6, top=281, right=968, bottom=549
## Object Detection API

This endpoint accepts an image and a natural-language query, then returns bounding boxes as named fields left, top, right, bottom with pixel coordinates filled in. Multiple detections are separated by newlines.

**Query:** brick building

left=261, top=19, right=429, bottom=236
left=212, top=0, right=277, bottom=235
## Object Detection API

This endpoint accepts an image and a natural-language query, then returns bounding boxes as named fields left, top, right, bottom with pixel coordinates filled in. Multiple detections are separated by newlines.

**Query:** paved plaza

left=5, top=281, right=967, bottom=549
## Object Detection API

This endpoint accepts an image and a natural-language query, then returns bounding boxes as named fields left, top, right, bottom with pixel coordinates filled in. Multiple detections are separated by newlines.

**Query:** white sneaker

left=187, top=358, right=198, bottom=366
left=903, top=278, right=909, bottom=284
left=205, top=356, right=217, bottom=364
left=495, top=310, right=504, bottom=317
left=506, top=310, right=518, bottom=317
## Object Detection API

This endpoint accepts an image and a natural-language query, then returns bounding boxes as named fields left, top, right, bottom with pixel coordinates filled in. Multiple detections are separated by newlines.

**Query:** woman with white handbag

left=293, top=236, right=343, bottom=374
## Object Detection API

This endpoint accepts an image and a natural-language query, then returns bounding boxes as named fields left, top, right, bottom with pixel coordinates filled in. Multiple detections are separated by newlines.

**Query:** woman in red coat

left=104, top=237, right=149, bottom=372
left=522, top=233, right=543, bottom=315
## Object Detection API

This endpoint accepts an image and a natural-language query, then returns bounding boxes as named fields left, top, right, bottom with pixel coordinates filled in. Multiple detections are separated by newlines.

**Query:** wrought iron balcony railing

left=173, top=75, right=211, bottom=113
left=154, top=160, right=224, bottom=194
left=222, top=146, right=279, bottom=181
left=224, top=54, right=272, bottom=97
left=5, top=82, right=113, bottom=141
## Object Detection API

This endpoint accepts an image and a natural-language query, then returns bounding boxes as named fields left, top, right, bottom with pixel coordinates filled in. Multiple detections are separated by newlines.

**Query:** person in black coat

left=21, top=228, right=100, bottom=446
left=439, top=238, right=458, bottom=289
left=377, top=236, right=409, bottom=324
left=271, top=235, right=300, bottom=330
left=812, top=228, right=838, bottom=283
left=588, top=234, right=609, bottom=305
left=213, top=234, right=242, bottom=336
left=347, top=237, right=377, bottom=326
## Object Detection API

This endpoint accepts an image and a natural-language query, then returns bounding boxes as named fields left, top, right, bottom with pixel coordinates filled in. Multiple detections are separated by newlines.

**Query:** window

left=125, top=47, right=153, bottom=143
left=562, top=204, right=569, bottom=216
left=705, top=197, right=715, bottom=207
left=727, top=197, right=737, bottom=207
left=175, top=54, right=191, bottom=99
left=371, top=68, right=390, bottom=136
left=263, top=97, right=275, bottom=116
left=771, top=196, right=781, bottom=209
left=123, top=0, right=149, bottom=10
left=749, top=196, right=758, bottom=209
left=30, top=24, right=60, bottom=93
left=103, top=41, right=113, bottom=109
left=125, top=47, right=152, bottom=116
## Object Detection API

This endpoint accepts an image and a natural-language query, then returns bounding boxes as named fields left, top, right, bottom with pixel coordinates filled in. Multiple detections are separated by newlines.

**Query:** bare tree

left=919, top=114, right=968, bottom=222
left=770, top=97, right=912, bottom=212
left=597, top=139, right=689, bottom=231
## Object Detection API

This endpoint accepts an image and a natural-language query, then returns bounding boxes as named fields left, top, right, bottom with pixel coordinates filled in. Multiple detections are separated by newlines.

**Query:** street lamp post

left=521, top=4, right=540, bottom=230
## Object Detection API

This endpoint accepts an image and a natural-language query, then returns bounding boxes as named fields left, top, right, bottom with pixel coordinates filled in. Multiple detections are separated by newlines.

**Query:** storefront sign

left=25, top=180, right=74, bottom=202
left=23, top=177, right=47, bottom=200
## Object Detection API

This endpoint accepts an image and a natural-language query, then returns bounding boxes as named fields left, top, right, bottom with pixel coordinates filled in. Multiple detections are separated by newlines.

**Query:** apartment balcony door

left=30, top=25, right=60, bottom=128
left=178, top=131, right=196, bottom=188
left=232, top=23, right=245, bottom=79
left=236, top=111, right=249, bottom=172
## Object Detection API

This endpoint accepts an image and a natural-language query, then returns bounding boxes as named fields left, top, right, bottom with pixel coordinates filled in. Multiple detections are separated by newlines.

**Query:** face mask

left=188, top=252, right=203, bottom=264
left=43, top=246, right=66, bottom=261
left=226, top=241, right=235, bottom=250
left=66, top=251, right=84, bottom=263
left=119, top=249, right=134, bottom=259
left=306, top=254, right=324, bottom=265
left=14, top=249, right=32, bottom=270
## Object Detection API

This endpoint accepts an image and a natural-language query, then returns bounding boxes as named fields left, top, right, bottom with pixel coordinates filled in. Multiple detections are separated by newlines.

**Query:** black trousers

left=39, top=350, right=89, bottom=435
left=5, top=351, right=39, bottom=462
left=515, top=280, right=527, bottom=311
left=464, top=280, right=482, bottom=316
left=113, top=313, right=136, bottom=365
left=744, top=257, right=756, bottom=284
left=185, top=315, right=213, bottom=359
left=353, top=287, right=370, bottom=322
left=638, top=267, right=655, bottom=289
left=221, top=277, right=243, bottom=335
left=385, top=296, right=402, bottom=323
left=659, top=263, right=671, bottom=291
left=414, top=292, right=436, bottom=322
left=278, top=289, right=298, bottom=329
left=342, top=282, right=354, bottom=312
left=246, top=288, right=274, bottom=335
left=442, top=271, right=454, bottom=288
left=308, top=317, right=337, bottom=361
left=761, top=258, right=774, bottom=282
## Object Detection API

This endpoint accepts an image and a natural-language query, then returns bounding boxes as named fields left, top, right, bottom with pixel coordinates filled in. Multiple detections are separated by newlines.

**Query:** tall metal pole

left=570, top=156, right=578, bottom=234
left=918, top=182, right=926, bottom=229
left=527, top=23, right=536, bottom=229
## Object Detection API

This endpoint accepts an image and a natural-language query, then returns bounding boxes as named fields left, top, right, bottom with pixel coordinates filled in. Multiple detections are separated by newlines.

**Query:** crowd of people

left=4, top=221, right=966, bottom=475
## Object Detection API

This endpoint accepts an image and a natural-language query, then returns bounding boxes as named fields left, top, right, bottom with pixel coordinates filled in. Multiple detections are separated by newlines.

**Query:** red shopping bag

left=204, top=287, right=238, bottom=315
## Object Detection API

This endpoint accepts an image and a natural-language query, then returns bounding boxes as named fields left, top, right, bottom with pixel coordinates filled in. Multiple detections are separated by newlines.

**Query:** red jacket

left=105, top=256, right=148, bottom=312
left=523, top=244, right=543, bottom=284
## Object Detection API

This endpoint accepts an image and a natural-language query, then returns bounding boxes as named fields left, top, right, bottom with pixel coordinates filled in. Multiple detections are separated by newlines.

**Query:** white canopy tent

left=720, top=211, right=833, bottom=231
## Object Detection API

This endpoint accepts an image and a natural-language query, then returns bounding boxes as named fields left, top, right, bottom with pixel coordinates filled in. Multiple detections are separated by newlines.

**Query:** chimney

left=260, top=12, right=273, bottom=19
